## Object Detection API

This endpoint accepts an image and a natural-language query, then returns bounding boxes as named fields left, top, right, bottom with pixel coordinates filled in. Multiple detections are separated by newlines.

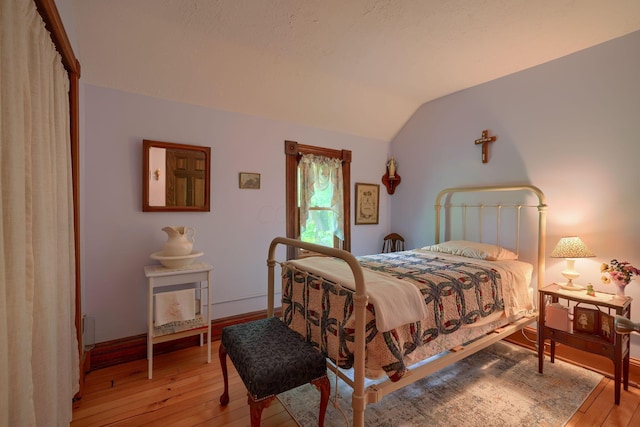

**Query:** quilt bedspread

left=282, top=250, right=514, bottom=380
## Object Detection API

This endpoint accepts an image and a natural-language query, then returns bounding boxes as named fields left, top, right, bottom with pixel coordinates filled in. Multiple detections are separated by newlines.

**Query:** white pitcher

left=161, top=226, right=195, bottom=256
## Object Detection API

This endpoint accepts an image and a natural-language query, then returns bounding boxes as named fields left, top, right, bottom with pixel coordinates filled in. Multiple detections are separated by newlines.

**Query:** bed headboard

left=434, top=185, right=548, bottom=290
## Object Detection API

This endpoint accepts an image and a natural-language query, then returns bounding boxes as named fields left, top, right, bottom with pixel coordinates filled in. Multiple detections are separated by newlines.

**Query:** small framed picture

left=355, top=183, right=379, bottom=225
left=239, top=172, right=260, bottom=189
left=573, top=307, right=599, bottom=334
left=599, top=312, right=615, bottom=342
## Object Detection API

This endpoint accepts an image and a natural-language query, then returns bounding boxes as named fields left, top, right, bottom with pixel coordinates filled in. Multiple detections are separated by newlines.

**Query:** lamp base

left=557, top=282, right=585, bottom=291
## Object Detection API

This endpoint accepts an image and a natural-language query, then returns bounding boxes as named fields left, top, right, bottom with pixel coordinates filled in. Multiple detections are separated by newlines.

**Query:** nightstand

left=144, top=262, right=213, bottom=379
left=537, top=283, right=631, bottom=404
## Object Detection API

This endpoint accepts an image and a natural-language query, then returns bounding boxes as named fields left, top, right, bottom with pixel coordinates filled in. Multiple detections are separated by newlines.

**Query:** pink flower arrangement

left=601, top=259, right=640, bottom=289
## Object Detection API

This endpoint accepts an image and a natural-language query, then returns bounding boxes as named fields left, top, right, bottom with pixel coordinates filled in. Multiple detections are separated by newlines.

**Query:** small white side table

left=144, top=262, right=213, bottom=379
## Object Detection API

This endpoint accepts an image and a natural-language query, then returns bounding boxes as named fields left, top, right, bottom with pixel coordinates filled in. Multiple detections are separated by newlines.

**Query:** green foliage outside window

left=299, top=174, right=335, bottom=247
left=300, top=210, right=335, bottom=247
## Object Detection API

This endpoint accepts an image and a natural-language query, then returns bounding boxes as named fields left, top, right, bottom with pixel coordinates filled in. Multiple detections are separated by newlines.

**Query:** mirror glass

left=143, top=140, right=211, bottom=212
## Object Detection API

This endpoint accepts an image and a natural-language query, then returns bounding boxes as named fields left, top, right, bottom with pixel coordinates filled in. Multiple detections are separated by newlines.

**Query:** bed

left=266, top=185, right=547, bottom=426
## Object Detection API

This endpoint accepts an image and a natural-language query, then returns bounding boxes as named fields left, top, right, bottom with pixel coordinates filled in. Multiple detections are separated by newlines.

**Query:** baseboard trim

left=88, top=308, right=281, bottom=371
left=505, top=326, right=640, bottom=387
left=89, top=313, right=640, bottom=384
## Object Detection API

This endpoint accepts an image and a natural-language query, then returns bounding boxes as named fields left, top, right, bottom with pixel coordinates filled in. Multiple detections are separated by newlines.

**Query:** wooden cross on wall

left=474, top=130, right=497, bottom=164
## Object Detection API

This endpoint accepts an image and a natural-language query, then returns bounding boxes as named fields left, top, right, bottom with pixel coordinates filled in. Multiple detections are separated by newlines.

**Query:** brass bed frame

left=266, top=184, right=547, bottom=426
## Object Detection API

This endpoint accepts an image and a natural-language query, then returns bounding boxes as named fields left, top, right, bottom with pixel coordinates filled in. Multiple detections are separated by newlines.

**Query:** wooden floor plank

left=72, top=339, right=638, bottom=427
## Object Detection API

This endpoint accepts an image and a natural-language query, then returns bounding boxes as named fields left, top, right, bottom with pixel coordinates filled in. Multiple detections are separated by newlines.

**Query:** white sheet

left=286, top=257, right=429, bottom=332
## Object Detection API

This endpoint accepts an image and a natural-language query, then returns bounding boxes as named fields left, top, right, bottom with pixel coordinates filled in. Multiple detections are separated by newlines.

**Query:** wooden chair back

left=382, top=233, right=405, bottom=253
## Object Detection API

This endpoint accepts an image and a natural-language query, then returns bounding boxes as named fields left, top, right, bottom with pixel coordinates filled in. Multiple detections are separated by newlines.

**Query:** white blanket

left=155, top=289, right=196, bottom=326
left=286, top=257, right=429, bottom=332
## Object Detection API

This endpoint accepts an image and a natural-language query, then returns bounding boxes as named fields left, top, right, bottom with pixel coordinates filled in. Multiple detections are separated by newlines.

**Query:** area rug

left=278, top=341, right=603, bottom=426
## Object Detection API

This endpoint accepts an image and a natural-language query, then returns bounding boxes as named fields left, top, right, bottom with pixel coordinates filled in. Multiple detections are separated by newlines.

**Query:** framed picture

left=239, top=172, right=260, bottom=189
left=573, top=307, right=599, bottom=334
left=599, top=312, right=615, bottom=342
left=355, top=183, right=379, bottom=225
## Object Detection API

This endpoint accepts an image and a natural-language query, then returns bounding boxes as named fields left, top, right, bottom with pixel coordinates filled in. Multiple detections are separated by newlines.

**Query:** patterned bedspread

left=282, top=250, right=529, bottom=380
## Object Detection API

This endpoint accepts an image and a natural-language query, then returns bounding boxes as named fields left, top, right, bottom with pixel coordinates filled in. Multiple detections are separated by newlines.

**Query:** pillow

left=422, top=240, right=518, bottom=261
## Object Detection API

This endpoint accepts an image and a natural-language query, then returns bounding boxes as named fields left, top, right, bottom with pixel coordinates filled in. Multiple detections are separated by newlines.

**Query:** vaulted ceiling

left=70, top=0, right=640, bottom=141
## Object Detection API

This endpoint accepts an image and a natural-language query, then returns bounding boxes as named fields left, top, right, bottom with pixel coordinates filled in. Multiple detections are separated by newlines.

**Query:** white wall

left=65, top=0, right=640, bottom=357
left=390, top=30, right=640, bottom=356
left=81, top=85, right=390, bottom=343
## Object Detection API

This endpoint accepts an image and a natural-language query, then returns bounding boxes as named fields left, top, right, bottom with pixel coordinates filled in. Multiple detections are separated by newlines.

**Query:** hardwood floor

left=72, top=339, right=640, bottom=426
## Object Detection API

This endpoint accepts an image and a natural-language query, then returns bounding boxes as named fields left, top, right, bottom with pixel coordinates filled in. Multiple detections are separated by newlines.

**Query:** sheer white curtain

left=1, top=0, right=79, bottom=425
left=298, top=154, right=344, bottom=241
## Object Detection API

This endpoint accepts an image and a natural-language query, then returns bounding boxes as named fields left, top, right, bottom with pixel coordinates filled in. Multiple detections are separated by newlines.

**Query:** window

left=298, top=154, right=343, bottom=247
left=285, top=140, right=351, bottom=259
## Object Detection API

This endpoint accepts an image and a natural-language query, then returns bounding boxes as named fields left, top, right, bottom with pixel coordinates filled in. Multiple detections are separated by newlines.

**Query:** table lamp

left=550, top=236, right=595, bottom=290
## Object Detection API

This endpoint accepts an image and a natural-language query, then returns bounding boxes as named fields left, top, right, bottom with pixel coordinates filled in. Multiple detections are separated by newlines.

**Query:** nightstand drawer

left=538, top=283, right=631, bottom=405
left=545, top=329, right=613, bottom=357
left=568, top=335, right=613, bottom=357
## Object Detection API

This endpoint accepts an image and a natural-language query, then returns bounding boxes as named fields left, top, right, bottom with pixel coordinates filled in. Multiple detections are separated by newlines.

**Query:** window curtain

left=1, top=0, right=79, bottom=425
left=299, top=154, right=344, bottom=241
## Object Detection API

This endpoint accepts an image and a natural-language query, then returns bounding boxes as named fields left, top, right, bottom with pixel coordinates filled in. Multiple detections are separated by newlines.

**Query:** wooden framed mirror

left=143, top=140, right=211, bottom=212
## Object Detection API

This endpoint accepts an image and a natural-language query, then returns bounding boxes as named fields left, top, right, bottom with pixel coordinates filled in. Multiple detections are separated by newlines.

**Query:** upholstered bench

left=219, top=317, right=330, bottom=427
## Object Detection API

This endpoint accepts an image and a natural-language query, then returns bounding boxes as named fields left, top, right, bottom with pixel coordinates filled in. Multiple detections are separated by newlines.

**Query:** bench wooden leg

left=248, top=395, right=274, bottom=427
left=312, top=375, right=330, bottom=427
left=218, top=343, right=230, bottom=406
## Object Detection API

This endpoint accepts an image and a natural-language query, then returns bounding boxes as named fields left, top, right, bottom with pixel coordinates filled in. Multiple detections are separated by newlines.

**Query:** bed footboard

left=267, top=237, right=370, bottom=426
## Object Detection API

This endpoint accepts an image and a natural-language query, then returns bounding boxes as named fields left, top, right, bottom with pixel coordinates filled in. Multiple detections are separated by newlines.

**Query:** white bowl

left=150, top=251, right=204, bottom=268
